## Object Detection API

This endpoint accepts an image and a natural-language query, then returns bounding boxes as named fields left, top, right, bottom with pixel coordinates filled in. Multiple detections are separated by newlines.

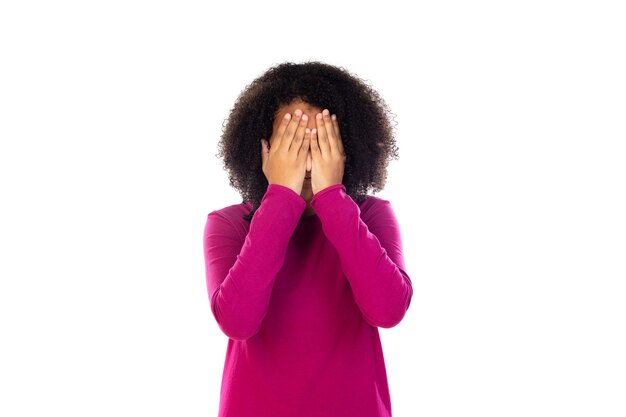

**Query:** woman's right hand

left=260, top=109, right=311, bottom=196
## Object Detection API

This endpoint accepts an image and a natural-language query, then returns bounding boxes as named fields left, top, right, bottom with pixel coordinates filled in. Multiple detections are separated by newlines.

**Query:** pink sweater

left=203, top=183, right=413, bottom=417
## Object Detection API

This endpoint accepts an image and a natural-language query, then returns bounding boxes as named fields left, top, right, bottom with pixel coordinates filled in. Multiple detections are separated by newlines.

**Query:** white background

left=1, top=0, right=625, bottom=416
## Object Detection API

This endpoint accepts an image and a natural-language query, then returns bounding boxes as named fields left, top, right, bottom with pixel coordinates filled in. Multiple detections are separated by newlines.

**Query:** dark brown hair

left=215, top=60, right=400, bottom=221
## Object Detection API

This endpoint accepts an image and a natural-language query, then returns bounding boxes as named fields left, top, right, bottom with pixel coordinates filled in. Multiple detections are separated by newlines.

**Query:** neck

left=302, top=203, right=316, bottom=217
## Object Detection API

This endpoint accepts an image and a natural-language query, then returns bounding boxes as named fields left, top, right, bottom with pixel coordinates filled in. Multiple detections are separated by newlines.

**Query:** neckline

left=241, top=201, right=318, bottom=221
left=300, top=213, right=318, bottom=221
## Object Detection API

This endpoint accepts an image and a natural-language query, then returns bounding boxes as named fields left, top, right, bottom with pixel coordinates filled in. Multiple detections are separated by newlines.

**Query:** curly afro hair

left=215, top=60, right=400, bottom=222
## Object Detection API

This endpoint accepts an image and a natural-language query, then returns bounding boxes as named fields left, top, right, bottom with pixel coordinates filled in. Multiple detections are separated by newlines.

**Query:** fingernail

left=331, top=114, right=336, bottom=120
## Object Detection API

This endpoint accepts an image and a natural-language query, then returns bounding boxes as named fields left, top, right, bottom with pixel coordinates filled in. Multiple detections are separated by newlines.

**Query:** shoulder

left=205, top=201, right=252, bottom=240
left=358, top=194, right=390, bottom=213
left=208, top=200, right=251, bottom=220
left=359, top=195, right=397, bottom=227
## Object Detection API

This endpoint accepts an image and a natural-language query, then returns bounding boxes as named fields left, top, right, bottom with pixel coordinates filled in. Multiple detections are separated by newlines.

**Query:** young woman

left=203, top=61, right=413, bottom=417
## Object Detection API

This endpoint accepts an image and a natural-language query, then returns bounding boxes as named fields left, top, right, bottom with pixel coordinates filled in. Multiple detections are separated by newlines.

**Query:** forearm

left=311, top=184, right=413, bottom=328
left=205, top=184, right=306, bottom=340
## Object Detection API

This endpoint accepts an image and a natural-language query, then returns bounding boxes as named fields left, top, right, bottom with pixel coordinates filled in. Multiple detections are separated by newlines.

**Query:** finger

left=280, top=109, right=304, bottom=152
left=331, top=114, right=345, bottom=156
left=290, top=113, right=308, bottom=154
left=321, top=109, right=339, bottom=156
left=299, top=128, right=311, bottom=162
left=315, top=112, right=331, bottom=157
left=310, top=128, right=320, bottom=157
left=273, top=112, right=292, bottom=151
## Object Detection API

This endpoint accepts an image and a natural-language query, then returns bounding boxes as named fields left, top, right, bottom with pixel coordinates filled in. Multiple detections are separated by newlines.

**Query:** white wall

left=1, top=0, right=624, bottom=416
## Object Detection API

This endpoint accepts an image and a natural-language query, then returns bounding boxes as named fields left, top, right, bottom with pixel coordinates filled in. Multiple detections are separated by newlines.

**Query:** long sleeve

left=310, top=184, right=413, bottom=328
left=203, top=184, right=306, bottom=340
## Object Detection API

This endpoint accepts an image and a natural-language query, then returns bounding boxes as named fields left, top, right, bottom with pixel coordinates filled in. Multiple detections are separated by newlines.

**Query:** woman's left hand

left=310, top=109, right=346, bottom=195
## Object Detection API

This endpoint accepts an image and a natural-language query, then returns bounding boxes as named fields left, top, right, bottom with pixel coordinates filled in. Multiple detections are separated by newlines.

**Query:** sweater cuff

left=264, top=183, right=307, bottom=211
left=310, top=183, right=347, bottom=207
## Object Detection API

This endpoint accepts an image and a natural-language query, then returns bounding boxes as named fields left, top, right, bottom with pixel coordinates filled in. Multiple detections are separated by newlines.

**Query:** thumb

left=260, top=139, right=268, bottom=165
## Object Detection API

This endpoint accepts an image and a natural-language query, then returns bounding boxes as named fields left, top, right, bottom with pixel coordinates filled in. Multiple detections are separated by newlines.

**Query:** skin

left=269, top=98, right=346, bottom=217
